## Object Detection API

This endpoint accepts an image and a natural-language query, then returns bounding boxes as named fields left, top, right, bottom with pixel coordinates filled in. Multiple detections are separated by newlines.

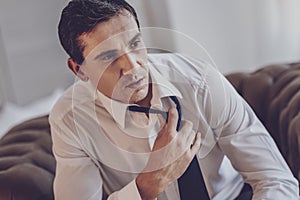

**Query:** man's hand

left=136, top=108, right=201, bottom=200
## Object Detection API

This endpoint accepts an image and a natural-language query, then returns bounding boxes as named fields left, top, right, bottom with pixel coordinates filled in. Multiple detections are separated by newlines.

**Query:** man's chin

left=129, top=87, right=149, bottom=104
left=111, top=84, right=149, bottom=104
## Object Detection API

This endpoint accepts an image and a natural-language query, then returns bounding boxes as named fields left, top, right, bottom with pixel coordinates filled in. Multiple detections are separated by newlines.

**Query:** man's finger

left=167, top=107, right=178, bottom=132
left=190, top=132, right=201, bottom=155
left=157, top=113, right=166, bottom=130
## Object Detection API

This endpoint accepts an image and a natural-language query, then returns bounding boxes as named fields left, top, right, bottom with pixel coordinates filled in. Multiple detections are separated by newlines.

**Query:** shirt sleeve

left=109, top=180, right=142, bottom=200
left=202, top=65, right=299, bottom=199
left=50, top=118, right=143, bottom=200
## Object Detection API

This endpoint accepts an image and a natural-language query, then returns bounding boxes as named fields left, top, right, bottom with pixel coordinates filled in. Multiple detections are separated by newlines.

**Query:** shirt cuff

left=117, top=179, right=142, bottom=200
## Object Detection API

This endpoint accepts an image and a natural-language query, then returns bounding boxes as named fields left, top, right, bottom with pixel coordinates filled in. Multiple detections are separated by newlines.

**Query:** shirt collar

left=95, top=62, right=182, bottom=128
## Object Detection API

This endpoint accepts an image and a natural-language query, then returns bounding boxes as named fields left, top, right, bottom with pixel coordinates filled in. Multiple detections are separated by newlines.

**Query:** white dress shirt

left=49, top=53, right=299, bottom=200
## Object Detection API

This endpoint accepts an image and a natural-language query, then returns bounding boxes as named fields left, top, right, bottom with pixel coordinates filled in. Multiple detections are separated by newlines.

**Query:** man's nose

left=118, top=53, right=139, bottom=74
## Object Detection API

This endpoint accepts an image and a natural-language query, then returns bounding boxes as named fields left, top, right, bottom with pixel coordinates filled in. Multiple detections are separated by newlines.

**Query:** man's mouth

left=126, top=78, right=145, bottom=89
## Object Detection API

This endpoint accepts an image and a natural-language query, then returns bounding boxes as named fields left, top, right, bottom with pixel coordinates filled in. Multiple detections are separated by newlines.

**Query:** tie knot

left=128, top=96, right=182, bottom=131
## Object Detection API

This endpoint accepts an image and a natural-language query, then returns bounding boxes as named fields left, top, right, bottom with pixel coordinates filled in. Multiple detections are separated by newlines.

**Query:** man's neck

left=136, top=83, right=152, bottom=108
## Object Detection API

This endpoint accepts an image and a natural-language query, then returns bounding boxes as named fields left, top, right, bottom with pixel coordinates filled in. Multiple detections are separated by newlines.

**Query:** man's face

left=78, top=11, right=149, bottom=104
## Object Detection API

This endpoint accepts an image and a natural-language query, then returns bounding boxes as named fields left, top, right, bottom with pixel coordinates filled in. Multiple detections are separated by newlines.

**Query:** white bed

left=0, top=89, right=63, bottom=138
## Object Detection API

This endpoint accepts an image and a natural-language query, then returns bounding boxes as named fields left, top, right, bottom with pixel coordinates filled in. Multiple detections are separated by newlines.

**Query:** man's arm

left=50, top=120, right=145, bottom=200
left=50, top=121, right=104, bottom=199
left=204, top=66, right=299, bottom=199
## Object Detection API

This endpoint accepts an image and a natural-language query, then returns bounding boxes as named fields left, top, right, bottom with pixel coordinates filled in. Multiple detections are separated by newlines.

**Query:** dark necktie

left=128, top=96, right=210, bottom=200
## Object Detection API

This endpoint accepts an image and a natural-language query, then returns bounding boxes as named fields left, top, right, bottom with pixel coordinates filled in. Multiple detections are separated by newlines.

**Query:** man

left=50, top=0, right=299, bottom=199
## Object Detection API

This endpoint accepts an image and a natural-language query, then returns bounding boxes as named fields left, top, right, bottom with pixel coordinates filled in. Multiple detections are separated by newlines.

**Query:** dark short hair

left=58, top=0, right=140, bottom=64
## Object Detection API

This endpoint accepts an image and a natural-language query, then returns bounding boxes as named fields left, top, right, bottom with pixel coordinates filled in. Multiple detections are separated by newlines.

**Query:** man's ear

left=67, top=58, right=89, bottom=82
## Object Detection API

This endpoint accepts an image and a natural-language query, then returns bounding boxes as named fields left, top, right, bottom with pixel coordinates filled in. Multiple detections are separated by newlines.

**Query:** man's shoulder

left=148, top=53, right=210, bottom=75
left=148, top=53, right=210, bottom=86
left=49, top=80, right=94, bottom=123
left=148, top=53, right=208, bottom=67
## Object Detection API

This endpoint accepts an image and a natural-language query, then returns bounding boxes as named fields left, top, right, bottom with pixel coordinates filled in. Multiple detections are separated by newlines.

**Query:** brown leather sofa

left=0, top=62, right=299, bottom=199
left=0, top=116, right=55, bottom=200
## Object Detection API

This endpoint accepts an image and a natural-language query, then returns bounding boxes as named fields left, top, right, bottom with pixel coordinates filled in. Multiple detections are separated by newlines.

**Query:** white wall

left=0, top=28, right=8, bottom=108
left=129, top=0, right=300, bottom=74
left=0, top=0, right=74, bottom=106
left=127, top=0, right=177, bottom=52
left=254, top=0, right=300, bottom=68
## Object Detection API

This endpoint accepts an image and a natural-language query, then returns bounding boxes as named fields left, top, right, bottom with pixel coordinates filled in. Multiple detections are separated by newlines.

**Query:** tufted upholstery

left=0, top=63, right=299, bottom=199
left=226, top=63, right=300, bottom=186
left=0, top=116, right=55, bottom=200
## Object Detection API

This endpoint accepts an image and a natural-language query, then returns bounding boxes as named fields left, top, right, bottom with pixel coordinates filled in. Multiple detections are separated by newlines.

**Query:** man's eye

left=101, top=53, right=115, bottom=61
left=130, top=40, right=141, bottom=49
left=103, top=55, right=113, bottom=60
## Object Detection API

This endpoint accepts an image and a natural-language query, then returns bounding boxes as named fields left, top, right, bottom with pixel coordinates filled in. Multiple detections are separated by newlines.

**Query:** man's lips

left=126, top=78, right=145, bottom=89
